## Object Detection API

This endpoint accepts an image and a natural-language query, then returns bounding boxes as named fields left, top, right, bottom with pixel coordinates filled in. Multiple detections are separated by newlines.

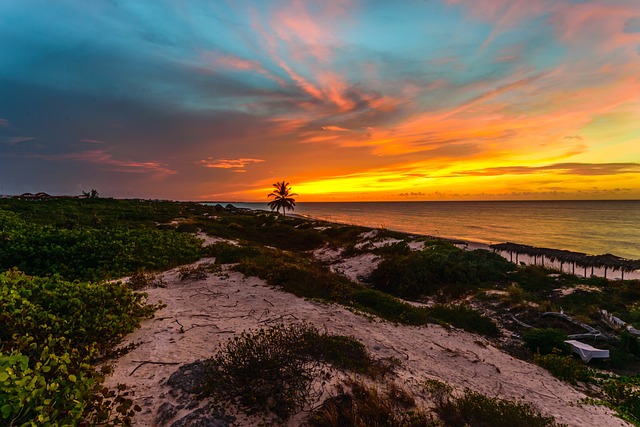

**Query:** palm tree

left=268, top=181, right=298, bottom=217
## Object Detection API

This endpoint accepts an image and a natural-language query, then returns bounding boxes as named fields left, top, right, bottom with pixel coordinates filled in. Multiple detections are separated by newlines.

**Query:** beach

left=229, top=201, right=640, bottom=261
left=104, top=230, right=633, bottom=427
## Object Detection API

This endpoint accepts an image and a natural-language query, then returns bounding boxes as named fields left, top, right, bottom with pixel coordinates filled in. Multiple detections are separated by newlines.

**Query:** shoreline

left=220, top=202, right=640, bottom=261
left=259, top=209, right=640, bottom=281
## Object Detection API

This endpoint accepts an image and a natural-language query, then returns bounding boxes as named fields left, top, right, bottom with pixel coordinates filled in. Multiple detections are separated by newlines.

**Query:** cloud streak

left=0, top=1, right=638, bottom=200
left=198, top=157, right=266, bottom=173
left=449, top=163, right=640, bottom=177
left=45, top=150, right=176, bottom=175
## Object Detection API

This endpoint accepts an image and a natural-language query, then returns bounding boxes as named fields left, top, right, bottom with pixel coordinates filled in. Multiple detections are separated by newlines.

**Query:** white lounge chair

left=564, top=339, right=609, bottom=362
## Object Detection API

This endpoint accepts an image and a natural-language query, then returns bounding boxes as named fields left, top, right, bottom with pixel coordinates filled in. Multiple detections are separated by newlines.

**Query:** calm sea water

left=219, top=201, right=640, bottom=260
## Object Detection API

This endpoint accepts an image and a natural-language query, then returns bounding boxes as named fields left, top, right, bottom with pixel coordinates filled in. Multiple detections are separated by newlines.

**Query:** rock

left=156, top=361, right=234, bottom=427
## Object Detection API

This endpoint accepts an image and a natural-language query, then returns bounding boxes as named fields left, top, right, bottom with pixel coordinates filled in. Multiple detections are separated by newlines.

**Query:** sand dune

left=104, top=253, right=630, bottom=426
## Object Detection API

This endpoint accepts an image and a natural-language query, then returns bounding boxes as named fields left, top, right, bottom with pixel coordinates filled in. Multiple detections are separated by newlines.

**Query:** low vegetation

left=425, top=379, right=566, bottom=427
left=198, top=323, right=382, bottom=421
left=0, top=207, right=204, bottom=281
left=3, top=198, right=640, bottom=425
left=309, top=380, right=434, bottom=426
left=0, top=269, right=159, bottom=426
left=368, top=244, right=514, bottom=299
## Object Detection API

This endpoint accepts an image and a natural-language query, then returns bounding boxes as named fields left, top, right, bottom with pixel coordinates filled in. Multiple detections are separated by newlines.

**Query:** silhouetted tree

left=81, top=189, right=100, bottom=199
left=268, top=181, right=297, bottom=217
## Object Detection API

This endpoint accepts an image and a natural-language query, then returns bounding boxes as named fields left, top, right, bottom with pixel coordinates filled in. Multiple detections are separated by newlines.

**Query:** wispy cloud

left=198, top=157, right=265, bottom=173
left=1, top=136, right=35, bottom=145
left=450, top=162, right=640, bottom=177
left=322, top=125, right=350, bottom=132
left=46, top=150, right=176, bottom=175
left=0, top=118, right=10, bottom=128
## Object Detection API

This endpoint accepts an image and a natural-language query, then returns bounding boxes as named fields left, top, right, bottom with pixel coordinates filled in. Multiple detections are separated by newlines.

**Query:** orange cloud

left=322, top=125, right=350, bottom=132
left=199, top=157, right=265, bottom=170
left=202, top=52, right=286, bottom=86
left=552, top=2, right=640, bottom=53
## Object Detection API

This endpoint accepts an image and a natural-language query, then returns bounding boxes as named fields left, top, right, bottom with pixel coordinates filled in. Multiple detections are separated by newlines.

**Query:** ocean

left=221, top=200, right=640, bottom=260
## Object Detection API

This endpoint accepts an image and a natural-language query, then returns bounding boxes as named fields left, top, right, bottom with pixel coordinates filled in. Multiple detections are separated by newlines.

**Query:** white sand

left=104, top=259, right=630, bottom=427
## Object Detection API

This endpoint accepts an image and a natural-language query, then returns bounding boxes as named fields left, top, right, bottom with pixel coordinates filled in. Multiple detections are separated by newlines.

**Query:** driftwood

left=510, top=315, right=534, bottom=329
left=541, top=312, right=598, bottom=334
left=540, top=311, right=615, bottom=341
left=567, top=333, right=609, bottom=342
left=602, top=309, right=640, bottom=337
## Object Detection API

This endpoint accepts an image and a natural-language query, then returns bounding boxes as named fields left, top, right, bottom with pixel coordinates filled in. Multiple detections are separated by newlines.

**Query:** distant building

left=12, top=192, right=80, bottom=200
left=13, top=192, right=52, bottom=200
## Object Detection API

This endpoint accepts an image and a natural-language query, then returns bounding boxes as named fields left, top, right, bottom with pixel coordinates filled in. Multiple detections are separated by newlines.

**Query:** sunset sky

left=1, top=0, right=639, bottom=201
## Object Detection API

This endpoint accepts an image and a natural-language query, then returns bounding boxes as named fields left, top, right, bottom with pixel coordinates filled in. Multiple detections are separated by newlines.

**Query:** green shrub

left=426, top=380, right=565, bottom=427
left=199, top=323, right=378, bottom=420
left=522, top=328, right=569, bottom=355
left=534, top=353, right=592, bottom=384
left=233, top=250, right=350, bottom=300
left=608, top=332, right=640, bottom=370
left=368, top=247, right=513, bottom=299
left=351, top=289, right=430, bottom=325
left=428, top=304, right=500, bottom=337
left=0, top=270, right=156, bottom=425
left=601, top=376, right=640, bottom=423
left=201, top=216, right=325, bottom=251
left=0, top=223, right=204, bottom=281
left=206, top=242, right=261, bottom=264
left=372, top=241, right=411, bottom=256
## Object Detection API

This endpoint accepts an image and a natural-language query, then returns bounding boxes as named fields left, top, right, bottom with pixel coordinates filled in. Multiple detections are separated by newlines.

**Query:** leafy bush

left=201, top=214, right=325, bottom=251
left=175, top=222, right=199, bottom=233
left=608, top=331, right=640, bottom=370
left=371, top=241, right=412, bottom=256
left=199, top=323, right=377, bottom=420
left=522, top=329, right=569, bottom=355
left=534, top=353, right=592, bottom=384
left=368, top=247, right=513, bottom=299
left=0, top=222, right=204, bottom=281
left=426, top=380, right=565, bottom=427
left=428, top=304, right=500, bottom=337
left=351, top=289, right=430, bottom=325
left=206, top=242, right=261, bottom=264
left=0, top=269, right=157, bottom=425
left=233, top=250, right=350, bottom=300
left=0, top=198, right=197, bottom=229
left=601, top=376, right=640, bottom=423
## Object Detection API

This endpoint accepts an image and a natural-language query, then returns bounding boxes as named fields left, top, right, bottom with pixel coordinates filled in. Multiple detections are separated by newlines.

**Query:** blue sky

left=1, top=0, right=639, bottom=200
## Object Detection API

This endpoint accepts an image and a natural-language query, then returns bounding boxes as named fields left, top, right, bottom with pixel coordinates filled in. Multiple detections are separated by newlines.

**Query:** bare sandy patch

left=103, top=261, right=630, bottom=427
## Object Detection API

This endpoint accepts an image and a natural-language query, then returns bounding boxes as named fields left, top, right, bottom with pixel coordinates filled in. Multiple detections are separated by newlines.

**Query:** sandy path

left=103, top=258, right=630, bottom=427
